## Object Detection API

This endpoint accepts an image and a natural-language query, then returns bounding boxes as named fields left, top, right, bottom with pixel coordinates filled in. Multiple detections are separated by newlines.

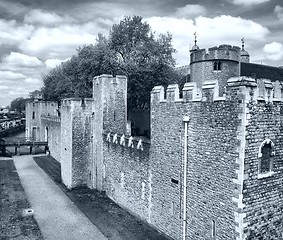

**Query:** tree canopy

left=42, top=16, right=181, bottom=109
left=10, top=97, right=27, bottom=113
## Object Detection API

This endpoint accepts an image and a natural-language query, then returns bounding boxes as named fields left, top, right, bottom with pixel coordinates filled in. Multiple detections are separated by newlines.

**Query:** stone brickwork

left=60, top=98, right=94, bottom=188
left=150, top=76, right=283, bottom=239
left=151, top=82, right=242, bottom=239
left=41, top=115, right=61, bottom=162
left=239, top=80, right=283, bottom=239
left=190, top=44, right=240, bottom=96
left=93, top=74, right=127, bottom=134
left=92, top=75, right=127, bottom=190
left=102, top=134, right=150, bottom=222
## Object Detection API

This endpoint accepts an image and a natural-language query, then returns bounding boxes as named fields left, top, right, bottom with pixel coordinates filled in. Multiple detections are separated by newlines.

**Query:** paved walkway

left=13, top=155, right=107, bottom=240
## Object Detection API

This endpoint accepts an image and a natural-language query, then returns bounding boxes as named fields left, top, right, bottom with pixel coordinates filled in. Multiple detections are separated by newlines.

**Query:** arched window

left=258, top=139, right=275, bottom=176
left=213, top=62, right=218, bottom=71
left=32, top=111, right=35, bottom=119
left=213, top=61, right=222, bottom=71
left=217, top=62, right=222, bottom=71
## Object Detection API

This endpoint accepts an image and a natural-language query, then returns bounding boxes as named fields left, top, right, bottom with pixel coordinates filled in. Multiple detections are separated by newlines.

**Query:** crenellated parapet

left=190, top=44, right=241, bottom=64
left=151, top=80, right=222, bottom=104
left=226, top=77, right=282, bottom=103
left=190, top=44, right=241, bottom=97
left=151, top=77, right=283, bottom=106
left=61, top=98, right=94, bottom=110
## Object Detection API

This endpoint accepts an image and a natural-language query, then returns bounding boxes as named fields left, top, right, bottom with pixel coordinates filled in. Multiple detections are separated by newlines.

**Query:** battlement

left=190, top=44, right=241, bottom=63
left=93, top=74, right=127, bottom=91
left=61, top=98, right=94, bottom=108
left=151, top=77, right=283, bottom=104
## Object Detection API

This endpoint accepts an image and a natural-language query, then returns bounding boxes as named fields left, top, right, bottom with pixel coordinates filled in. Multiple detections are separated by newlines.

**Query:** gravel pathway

left=13, top=155, right=107, bottom=240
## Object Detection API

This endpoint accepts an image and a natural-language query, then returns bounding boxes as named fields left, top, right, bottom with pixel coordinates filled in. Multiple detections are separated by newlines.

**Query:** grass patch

left=0, top=159, right=43, bottom=240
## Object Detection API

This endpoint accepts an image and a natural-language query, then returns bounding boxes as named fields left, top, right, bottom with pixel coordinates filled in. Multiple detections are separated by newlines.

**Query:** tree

left=10, top=97, right=27, bottom=113
left=42, top=34, right=116, bottom=101
left=109, top=16, right=179, bottom=109
left=42, top=16, right=181, bottom=109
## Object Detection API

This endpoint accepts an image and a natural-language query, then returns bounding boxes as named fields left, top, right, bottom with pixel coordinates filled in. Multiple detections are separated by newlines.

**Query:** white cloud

left=274, top=5, right=283, bottom=21
left=229, top=0, right=270, bottom=6
left=25, top=78, right=41, bottom=84
left=19, top=22, right=105, bottom=59
left=194, top=15, right=269, bottom=43
left=24, top=9, right=75, bottom=26
left=174, top=4, right=206, bottom=18
left=45, top=58, right=70, bottom=68
left=146, top=15, right=269, bottom=65
left=263, top=42, right=283, bottom=61
left=2, top=52, right=42, bottom=67
left=0, top=86, right=9, bottom=90
left=0, top=19, right=34, bottom=46
left=0, top=71, right=25, bottom=81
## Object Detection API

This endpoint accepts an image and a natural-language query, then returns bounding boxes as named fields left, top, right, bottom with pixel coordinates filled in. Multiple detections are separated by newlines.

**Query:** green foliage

left=10, top=97, right=27, bottom=113
left=42, top=16, right=181, bottom=109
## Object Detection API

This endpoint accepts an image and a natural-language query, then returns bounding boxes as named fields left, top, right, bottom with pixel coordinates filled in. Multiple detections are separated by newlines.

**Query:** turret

left=240, top=37, right=250, bottom=63
left=190, top=44, right=241, bottom=96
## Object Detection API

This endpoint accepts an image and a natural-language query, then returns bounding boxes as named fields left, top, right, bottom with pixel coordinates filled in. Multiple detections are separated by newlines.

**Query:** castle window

left=258, top=139, right=275, bottom=178
left=32, top=111, right=35, bottom=119
left=213, top=61, right=222, bottom=71
left=213, top=62, right=217, bottom=71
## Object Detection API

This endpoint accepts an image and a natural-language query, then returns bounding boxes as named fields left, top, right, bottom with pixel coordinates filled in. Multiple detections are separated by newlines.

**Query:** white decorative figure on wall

left=120, top=134, right=125, bottom=146
left=137, top=139, right=143, bottom=151
left=113, top=133, right=118, bottom=144
left=106, top=133, right=111, bottom=142
left=128, top=136, right=134, bottom=148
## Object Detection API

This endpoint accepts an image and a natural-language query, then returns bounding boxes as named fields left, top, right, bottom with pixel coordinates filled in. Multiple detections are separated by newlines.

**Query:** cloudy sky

left=0, top=0, right=282, bottom=107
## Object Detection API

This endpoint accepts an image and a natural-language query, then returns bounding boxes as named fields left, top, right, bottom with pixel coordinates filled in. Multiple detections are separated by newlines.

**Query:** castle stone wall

left=92, top=75, right=127, bottom=190
left=102, top=134, right=151, bottom=222
left=41, top=116, right=61, bottom=162
left=150, top=83, right=243, bottom=239
left=60, top=99, right=73, bottom=188
left=243, top=100, right=283, bottom=239
left=60, top=98, right=94, bottom=188
left=93, top=74, right=127, bottom=134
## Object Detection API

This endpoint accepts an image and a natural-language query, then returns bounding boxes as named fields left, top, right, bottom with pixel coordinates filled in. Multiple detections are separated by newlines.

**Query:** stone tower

left=190, top=44, right=241, bottom=96
left=92, top=74, right=127, bottom=190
